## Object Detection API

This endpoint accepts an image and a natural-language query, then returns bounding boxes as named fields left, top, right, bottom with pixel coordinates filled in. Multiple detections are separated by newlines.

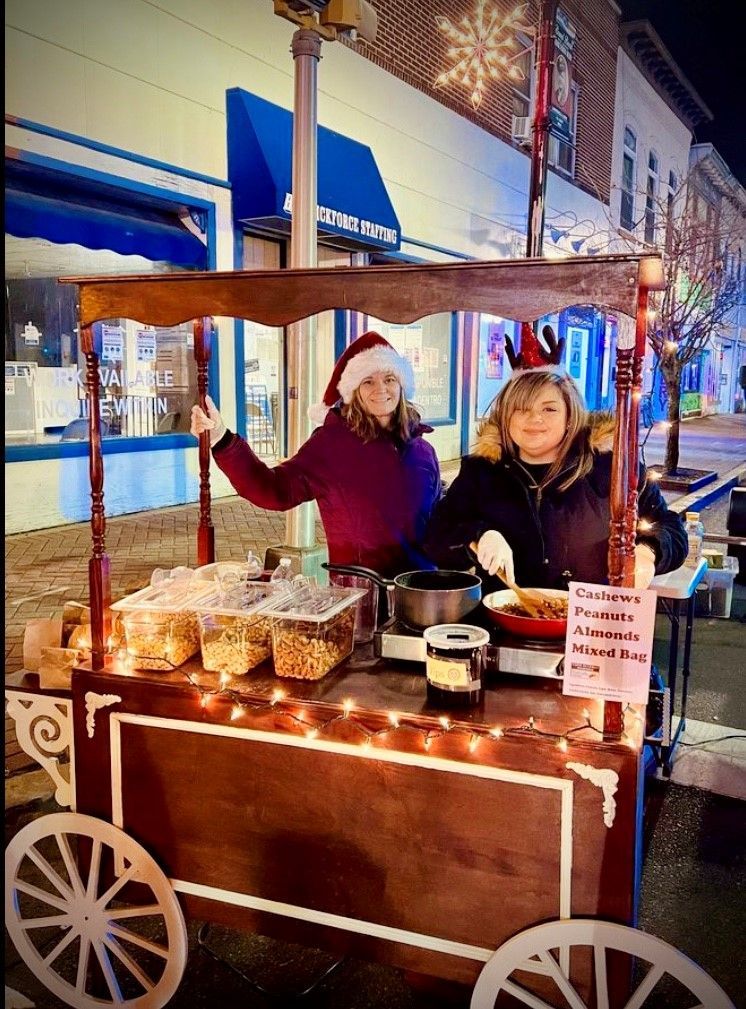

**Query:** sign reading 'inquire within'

left=562, top=582, right=657, bottom=705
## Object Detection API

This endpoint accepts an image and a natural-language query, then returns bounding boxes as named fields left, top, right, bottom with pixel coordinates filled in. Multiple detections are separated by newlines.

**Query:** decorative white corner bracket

left=85, top=691, right=122, bottom=738
left=5, top=692, right=73, bottom=808
left=567, top=762, right=619, bottom=828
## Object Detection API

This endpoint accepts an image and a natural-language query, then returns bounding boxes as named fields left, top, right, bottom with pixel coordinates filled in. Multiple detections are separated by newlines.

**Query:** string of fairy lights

left=176, top=669, right=644, bottom=757
left=76, top=616, right=648, bottom=762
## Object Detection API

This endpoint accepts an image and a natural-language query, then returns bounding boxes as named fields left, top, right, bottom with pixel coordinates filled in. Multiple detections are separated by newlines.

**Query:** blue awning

left=227, top=88, right=400, bottom=253
left=5, top=162, right=208, bottom=269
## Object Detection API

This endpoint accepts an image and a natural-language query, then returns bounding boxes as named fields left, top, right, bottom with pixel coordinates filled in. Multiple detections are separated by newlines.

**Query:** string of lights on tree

left=434, top=1, right=535, bottom=110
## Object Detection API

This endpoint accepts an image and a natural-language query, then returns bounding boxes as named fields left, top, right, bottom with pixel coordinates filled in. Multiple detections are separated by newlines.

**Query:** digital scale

left=374, top=615, right=565, bottom=679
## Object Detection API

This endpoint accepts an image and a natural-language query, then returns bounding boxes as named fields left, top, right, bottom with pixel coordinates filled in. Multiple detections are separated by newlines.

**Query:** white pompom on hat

left=308, top=331, right=415, bottom=425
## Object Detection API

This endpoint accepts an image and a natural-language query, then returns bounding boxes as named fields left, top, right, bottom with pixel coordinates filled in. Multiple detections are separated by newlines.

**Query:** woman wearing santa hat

left=190, top=331, right=441, bottom=578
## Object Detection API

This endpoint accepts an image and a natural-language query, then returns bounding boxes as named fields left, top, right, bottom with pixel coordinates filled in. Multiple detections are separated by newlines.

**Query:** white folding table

left=649, top=557, right=708, bottom=773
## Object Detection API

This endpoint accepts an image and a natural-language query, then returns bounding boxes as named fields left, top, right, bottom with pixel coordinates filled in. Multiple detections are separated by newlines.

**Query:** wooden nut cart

left=11, top=253, right=730, bottom=1009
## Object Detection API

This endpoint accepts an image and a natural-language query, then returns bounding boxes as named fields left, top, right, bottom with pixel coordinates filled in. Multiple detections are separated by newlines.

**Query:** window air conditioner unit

left=512, top=116, right=533, bottom=147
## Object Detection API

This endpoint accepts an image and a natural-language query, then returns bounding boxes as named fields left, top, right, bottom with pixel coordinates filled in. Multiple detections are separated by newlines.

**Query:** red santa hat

left=308, top=331, right=415, bottom=425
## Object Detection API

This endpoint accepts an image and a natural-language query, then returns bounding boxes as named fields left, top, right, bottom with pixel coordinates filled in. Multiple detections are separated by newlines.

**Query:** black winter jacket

left=424, top=414, right=687, bottom=594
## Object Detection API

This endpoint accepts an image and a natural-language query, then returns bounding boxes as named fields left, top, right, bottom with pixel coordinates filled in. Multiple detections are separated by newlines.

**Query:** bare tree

left=562, top=167, right=745, bottom=473
left=648, top=180, right=744, bottom=471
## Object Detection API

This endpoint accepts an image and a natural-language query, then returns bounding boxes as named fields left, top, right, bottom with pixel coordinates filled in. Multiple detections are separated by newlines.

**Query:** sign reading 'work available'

left=562, top=582, right=657, bottom=705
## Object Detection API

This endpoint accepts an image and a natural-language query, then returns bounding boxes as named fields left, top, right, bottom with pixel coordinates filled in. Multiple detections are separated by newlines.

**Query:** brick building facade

left=356, top=0, right=619, bottom=203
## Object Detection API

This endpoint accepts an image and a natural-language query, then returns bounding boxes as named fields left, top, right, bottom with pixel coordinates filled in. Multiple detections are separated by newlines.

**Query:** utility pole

left=518, top=0, right=557, bottom=366
left=525, top=0, right=555, bottom=261
left=268, top=1, right=377, bottom=578
left=285, top=27, right=320, bottom=555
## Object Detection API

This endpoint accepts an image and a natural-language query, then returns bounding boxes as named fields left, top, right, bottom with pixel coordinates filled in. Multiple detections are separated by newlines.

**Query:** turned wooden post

left=625, top=287, right=649, bottom=570
left=194, top=317, right=215, bottom=566
left=81, top=324, right=111, bottom=670
left=605, top=315, right=634, bottom=737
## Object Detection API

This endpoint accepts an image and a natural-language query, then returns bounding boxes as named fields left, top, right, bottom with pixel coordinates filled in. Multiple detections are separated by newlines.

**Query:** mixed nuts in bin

left=194, top=581, right=291, bottom=677
left=111, top=567, right=365, bottom=680
left=111, top=577, right=213, bottom=671
left=262, top=585, right=366, bottom=681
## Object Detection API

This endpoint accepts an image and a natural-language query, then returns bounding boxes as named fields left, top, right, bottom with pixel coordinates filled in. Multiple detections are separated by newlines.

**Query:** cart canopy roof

left=61, top=252, right=664, bottom=329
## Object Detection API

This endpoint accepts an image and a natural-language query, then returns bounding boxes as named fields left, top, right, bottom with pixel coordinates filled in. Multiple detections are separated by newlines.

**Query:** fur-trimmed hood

left=471, top=410, right=616, bottom=462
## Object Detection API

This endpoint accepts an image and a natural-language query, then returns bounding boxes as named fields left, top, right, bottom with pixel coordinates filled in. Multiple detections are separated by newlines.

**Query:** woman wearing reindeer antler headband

left=424, top=366, right=686, bottom=597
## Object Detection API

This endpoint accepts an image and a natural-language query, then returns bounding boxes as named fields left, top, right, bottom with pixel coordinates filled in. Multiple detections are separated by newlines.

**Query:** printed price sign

left=136, top=330, right=157, bottom=362
left=562, top=581, right=657, bottom=704
left=23, top=322, right=41, bottom=346
left=101, top=325, right=124, bottom=363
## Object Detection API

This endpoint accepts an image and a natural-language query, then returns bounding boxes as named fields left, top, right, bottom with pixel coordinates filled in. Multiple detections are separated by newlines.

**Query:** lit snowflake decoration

left=434, top=1, right=535, bottom=110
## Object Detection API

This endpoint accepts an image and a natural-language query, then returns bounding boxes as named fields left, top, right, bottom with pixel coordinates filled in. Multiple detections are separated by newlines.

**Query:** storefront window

left=5, top=235, right=197, bottom=446
left=363, top=313, right=456, bottom=424
left=475, top=315, right=517, bottom=417
left=682, top=354, right=703, bottom=394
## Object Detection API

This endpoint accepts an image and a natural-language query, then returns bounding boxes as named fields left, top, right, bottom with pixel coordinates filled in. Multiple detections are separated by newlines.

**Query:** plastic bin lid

left=193, top=561, right=250, bottom=582
left=111, top=579, right=213, bottom=614
left=192, top=581, right=292, bottom=617
left=262, top=585, right=366, bottom=623
left=423, top=624, right=490, bottom=649
left=702, top=557, right=739, bottom=586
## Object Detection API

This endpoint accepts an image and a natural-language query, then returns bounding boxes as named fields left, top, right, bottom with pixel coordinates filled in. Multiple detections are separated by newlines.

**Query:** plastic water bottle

left=270, top=557, right=294, bottom=583
left=246, top=551, right=262, bottom=581
left=684, top=512, right=704, bottom=568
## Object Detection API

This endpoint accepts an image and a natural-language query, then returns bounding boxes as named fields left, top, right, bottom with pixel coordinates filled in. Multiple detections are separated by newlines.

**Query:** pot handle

left=322, top=562, right=394, bottom=590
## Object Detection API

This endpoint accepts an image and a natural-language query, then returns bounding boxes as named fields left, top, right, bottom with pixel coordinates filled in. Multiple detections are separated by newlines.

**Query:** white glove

left=190, top=394, right=226, bottom=447
left=634, top=543, right=656, bottom=588
left=476, top=530, right=515, bottom=582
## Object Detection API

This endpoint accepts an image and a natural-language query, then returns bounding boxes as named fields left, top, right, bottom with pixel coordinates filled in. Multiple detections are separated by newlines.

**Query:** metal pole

left=286, top=28, right=320, bottom=549
left=525, top=0, right=555, bottom=260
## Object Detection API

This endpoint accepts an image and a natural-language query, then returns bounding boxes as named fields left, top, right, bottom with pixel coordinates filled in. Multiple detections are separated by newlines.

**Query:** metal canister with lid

left=423, top=624, right=490, bottom=708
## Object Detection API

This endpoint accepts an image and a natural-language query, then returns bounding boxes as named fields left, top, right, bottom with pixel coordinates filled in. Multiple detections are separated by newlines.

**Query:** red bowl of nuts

left=482, top=589, right=569, bottom=640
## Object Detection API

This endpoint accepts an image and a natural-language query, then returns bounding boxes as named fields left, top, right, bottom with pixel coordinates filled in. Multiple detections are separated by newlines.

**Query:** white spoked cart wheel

left=471, top=918, right=735, bottom=1009
left=5, top=812, right=187, bottom=1009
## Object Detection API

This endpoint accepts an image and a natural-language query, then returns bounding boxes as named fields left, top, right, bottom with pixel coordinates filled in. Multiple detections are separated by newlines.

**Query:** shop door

left=718, top=342, right=734, bottom=412
left=566, top=326, right=590, bottom=398
left=597, top=318, right=616, bottom=411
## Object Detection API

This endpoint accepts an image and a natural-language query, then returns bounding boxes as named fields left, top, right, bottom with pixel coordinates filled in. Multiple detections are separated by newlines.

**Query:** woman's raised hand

left=190, top=394, right=226, bottom=447
left=476, top=530, right=515, bottom=581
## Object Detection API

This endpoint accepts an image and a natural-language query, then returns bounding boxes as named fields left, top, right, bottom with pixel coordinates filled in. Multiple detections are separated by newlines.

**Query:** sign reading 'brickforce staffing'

left=562, top=582, right=657, bottom=705
left=282, top=193, right=398, bottom=248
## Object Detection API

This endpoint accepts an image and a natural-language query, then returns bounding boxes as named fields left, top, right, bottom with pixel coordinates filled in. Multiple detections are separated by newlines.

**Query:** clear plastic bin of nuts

left=111, top=578, right=213, bottom=672
left=263, top=585, right=366, bottom=681
left=193, top=581, right=293, bottom=677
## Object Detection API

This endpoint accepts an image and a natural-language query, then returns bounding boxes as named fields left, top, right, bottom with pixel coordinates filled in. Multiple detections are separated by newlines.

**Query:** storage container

left=264, top=585, right=366, bottom=680
left=695, top=556, right=739, bottom=619
left=111, top=579, right=212, bottom=671
left=423, top=624, right=490, bottom=709
left=194, top=582, right=291, bottom=677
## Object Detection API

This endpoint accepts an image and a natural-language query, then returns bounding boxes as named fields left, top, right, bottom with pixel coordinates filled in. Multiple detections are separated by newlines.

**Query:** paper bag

left=23, top=618, right=63, bottom=671
left=67, top=623, right=92, bottom=651
left=38, top=646, right=80, bottom=689
left=62, top=600, right=91, bottom=625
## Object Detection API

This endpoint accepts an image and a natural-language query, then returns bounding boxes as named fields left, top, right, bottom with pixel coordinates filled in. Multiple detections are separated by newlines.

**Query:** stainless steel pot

left=323, top=563, right=481, bottom=631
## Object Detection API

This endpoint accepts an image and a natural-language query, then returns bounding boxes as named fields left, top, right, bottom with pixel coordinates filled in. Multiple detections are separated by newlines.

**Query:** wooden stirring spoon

left=495, top=567, right=548, bottom=619
left=468, top=541, right=547, bottom=618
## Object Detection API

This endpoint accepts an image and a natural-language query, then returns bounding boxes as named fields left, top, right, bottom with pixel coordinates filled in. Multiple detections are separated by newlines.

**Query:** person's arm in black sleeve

left=636, top=468, right=688, bottom=574
left=423, top=459, right=489, bottom=570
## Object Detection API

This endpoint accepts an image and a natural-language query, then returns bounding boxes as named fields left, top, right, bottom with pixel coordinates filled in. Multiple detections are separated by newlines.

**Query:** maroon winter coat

left=212, top=409, right=441, bottom=576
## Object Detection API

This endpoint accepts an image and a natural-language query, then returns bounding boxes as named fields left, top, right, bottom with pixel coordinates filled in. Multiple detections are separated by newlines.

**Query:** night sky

left=618, top=0, right=746, bottom=185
